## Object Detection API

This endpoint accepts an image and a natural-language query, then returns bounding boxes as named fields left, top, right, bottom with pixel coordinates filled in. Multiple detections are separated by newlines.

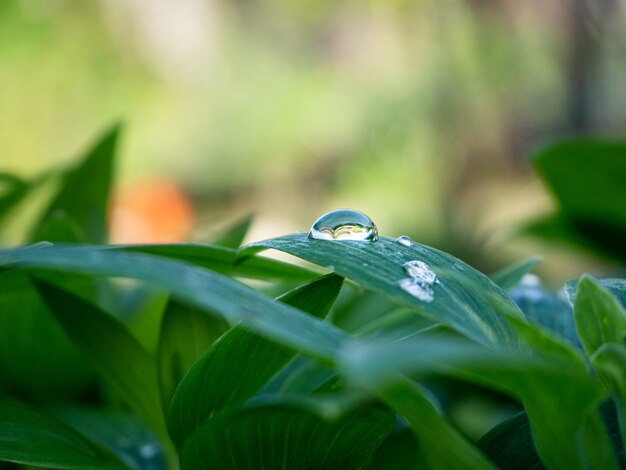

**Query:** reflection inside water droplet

left=403, top=260, right=438, bottom=284
left=396, top=236, right=412, bottom=246
left=398, top=278, right=434, bottom=303
left=308, top=209, right=378, bottom=241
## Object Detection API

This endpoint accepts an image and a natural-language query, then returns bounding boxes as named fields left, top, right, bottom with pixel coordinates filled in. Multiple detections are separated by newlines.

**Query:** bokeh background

left=2, top=0, right=626, bottom=283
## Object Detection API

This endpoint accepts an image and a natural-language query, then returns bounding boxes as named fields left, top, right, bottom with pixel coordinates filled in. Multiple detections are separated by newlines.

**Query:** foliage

left=0, top=126, right=625, bottom=469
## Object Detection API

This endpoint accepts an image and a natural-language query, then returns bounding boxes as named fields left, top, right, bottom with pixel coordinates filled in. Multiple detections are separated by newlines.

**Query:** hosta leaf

left=566, top=278, right=626, bottom=310
left=242, top=234, right=523, bottom=349
left=166, top=274, right=343, bottom=447
left=573, top=275, right=626, bottom=356
left=180, top=398, right=393, bottom=470
left=0, top=401, right=122, bottom=469
left=509, top=282, right=580, bottom=347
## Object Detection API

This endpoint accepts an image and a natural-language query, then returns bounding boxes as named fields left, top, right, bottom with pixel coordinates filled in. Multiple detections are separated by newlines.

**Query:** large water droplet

left=403, top=260, right=438, bottom=284
left=396, top=235, right=412, bottom=247
left=308, top=209, right=378, bottom=241
left=398, top=278, right=434, bottom=303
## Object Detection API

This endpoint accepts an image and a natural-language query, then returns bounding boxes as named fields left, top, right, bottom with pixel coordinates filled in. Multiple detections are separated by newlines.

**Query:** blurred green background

left=2, top=0, right=625, bottom=282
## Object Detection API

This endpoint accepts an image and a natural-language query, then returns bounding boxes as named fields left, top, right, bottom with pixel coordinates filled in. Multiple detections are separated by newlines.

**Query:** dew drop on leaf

left=396, top=235, right=412, bottom=246
left=403, top=260, right=438, bottom=284
left=308, top=209, right=378, bottom=241
left=398, top=278, right=435, bottom=303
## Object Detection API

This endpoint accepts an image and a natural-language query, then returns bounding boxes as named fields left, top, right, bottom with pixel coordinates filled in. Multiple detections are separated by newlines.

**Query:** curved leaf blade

left=0, top=401, right=122, bottom=469
left=181, top=400, right=393, bottom=470
left=166, top=274, right=343, bottom=447
left=243, top=234, right=524, bottom=348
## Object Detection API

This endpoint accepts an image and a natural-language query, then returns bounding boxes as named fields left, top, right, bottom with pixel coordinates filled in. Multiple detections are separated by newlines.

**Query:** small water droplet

left=398, top=278, right=434, bottom=303
left=308, top=209, right=378, bottom=241
left=396, top=236, right=412, bottom=246
left=403, top=260, right=438, bottom=284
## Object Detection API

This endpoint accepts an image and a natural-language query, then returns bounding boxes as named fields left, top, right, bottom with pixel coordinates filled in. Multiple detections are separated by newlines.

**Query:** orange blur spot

left=109, top=179, right=194, bottom=244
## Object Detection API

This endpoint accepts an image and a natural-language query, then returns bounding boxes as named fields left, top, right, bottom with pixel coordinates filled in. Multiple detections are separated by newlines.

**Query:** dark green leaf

left=478, top=411, right=544, bottom=470
left=592, top=344, right=626, bottom=456
left=180, top=399, right=393, bottom=470
left=479, top=402, right=625, bottom=470
left=490, top=257, right=542, bottom=291
left=33, top=124, right=121, bottom=243
left=0, top=245, right=350, bottom=362
left=341, top=335, right=607, bottom=470
left=123, top=243, right=317, bottom=281
left=375, top=378, right=498, bottom=469
left=157, top=299, right=229, bottom=411
left=366, top=428, right=423, bottom=470
left=0, top=401, right=121, bottom=469
left=533, top=139, right=626, bottom=232
left=531, top=140, right=626, bottom=261
left=242, top=234, right=523, bottom=349
left=31, top=279, right=166, bottom=441
left=210, top=214, right=253, bottom=248
left=166, top=274, right=343, bottom=447
left=52, top=407, right=164, bottom=470
left=0, top=270, right=93, bottom=399
left=574, top=275, right=626, bottom=356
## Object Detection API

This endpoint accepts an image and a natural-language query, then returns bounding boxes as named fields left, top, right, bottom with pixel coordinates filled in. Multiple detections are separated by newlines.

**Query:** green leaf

left=32, top=210, right=88, bottom=243
left=0, top=270, right=93, bottom=399
left=375, top=378, right=498, bottom=469
left=31, top=279, right=166, bottom=441
left=210, top=214, right=253, bottom=248
left=180, top=398, right=393, bottom=470
left=509, top=282, right=580, bottom=347
left=33, top=124, right=121, bottom=243
left=566, top=278, right=626, bottom=310
left=52, top=407, right=164, bottom=470
left=479, top=402, right=625, bottom=470
left=157, top=299, right=229, bottom=411
left=592, top=344, right=626, bottom=457
left=0, top=400, right=121, bottom=469
left=341, top=335, right=607, bottom=470
left=533, top=139, right=626, bottom=232
left=0, top=245, right=350, bottom=362
left=522, top=215, right=620, bottom=260
left=123, top=243, right=317, bottom=282
left=478, top=411, right=543, bottom=470
left=490, top=257, right=542, bottom=291
left=574, top=275, right=626, bottom=356
left=0, top=172, right=30, bottom=225
left=531, top=140, right=626, bottom=261
left=166, top=274, right=343, bottom=447
left=242, top=234, right=523, bottom=349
